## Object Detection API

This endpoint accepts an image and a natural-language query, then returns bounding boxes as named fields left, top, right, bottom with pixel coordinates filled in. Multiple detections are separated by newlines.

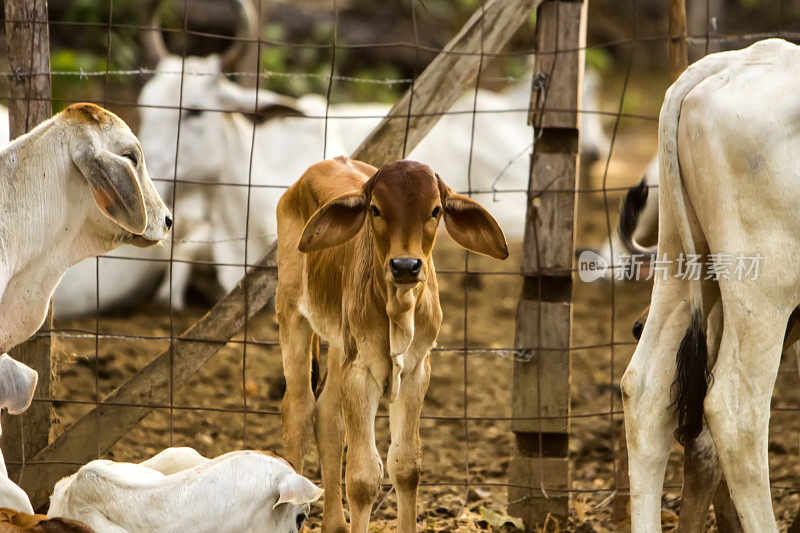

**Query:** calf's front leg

left=342, top=360, right=383, bottom=533
left=388, top=355, right=430, bottom=533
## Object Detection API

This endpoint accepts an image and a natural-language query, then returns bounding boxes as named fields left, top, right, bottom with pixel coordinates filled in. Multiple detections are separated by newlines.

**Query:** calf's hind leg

left=315, top=347, right=347, bottom=533
left=278, top=305, right=317, bottom=472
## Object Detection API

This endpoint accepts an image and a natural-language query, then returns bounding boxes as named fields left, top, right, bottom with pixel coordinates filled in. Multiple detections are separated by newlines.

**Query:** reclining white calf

left=49, top=449, right=323, bottom=533
left=621, top=38, right=800, bottom=532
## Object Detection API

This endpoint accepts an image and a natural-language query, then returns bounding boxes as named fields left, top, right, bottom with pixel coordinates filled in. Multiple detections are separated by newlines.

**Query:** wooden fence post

left=1, top=0, right=53, bottom=487
left=669, top=0, right=688, bottom=80
left=508, top=0, right=586, bottom=528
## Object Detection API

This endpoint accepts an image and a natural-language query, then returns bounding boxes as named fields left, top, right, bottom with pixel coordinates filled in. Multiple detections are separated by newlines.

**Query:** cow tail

left=659, top=51, right=730, bottom=446
left=617, top=176, right=654, bottom=256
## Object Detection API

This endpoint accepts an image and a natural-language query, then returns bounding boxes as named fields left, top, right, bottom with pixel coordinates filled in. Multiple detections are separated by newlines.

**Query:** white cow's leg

left=621, top=280, right=690, bottom=533
left=678, top=427, right=723, bottom=532
left=703, top=291, right=785, bottom=533
left=155, top=260, right=191, bottom=309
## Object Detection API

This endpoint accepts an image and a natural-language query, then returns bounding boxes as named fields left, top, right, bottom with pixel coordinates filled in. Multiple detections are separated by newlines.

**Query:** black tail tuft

left=618, top=176, right=650, bottom=246
left=672, top=309, right=711, bottom=447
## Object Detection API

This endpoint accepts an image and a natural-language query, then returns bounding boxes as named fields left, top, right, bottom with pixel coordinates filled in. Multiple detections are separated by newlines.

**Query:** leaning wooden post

left=1, top=0, right=53, bottom=486
left=508, top=0, right=585, bottom=527
left=669, top=0, right=688, bottom=80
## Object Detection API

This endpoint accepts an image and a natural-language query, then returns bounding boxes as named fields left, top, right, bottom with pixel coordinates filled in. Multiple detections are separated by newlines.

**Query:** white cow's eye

left=122, top=152, right=138, bottom=167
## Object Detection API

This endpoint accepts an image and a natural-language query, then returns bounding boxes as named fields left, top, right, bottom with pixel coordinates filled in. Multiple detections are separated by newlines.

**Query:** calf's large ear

left=438, top=176, right=509, bottom=260
left=299, top=192, right=367, bottom=253
left=0, top=354, right=38, bottom=416
left=273, top=474, right=324, bottom=509
left=72, top=143, right=148, bottom=235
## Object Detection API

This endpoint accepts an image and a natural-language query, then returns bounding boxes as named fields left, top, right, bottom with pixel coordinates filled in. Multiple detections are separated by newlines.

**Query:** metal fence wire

left=2, top=0, right=800, bottom=530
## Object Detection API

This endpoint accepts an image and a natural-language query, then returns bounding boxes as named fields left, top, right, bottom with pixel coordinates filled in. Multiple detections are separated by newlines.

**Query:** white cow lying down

left=0, top=354, right=38, bottom=514
left=52, top=67, right=609, bottom=317
left=49, top=448, right=323, bottom=533
left=621, top=38, right=800, bottom=532
left=50, top=0, right=612, bottom=318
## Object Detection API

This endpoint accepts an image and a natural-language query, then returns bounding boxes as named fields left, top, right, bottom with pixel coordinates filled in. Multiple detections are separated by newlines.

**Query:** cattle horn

left=220, top=0, right=259, bottom=73
left=142, top=0, right=258, bottom=70
left=143, top=0, right=170, bottom=66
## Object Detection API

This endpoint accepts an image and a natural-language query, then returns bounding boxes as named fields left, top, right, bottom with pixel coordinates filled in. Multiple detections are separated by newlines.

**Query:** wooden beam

left=509, top=0, right=585, bottom=527
left=2, top=0, right=54, bottom=485
left=669, top=0, right=688, bottom=81
left=21, top=248, right=277, bottom=508
left=352, top=0, right=543, bottom=167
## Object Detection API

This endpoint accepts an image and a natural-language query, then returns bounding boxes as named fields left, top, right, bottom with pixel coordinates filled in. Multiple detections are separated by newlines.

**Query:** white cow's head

left=138, top=0, right=303, bottom=186
left=62, top=103, right=173, bottom=247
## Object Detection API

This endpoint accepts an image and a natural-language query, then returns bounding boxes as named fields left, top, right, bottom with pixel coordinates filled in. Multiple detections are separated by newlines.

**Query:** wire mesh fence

left=2, top=0, right=800, bottom=530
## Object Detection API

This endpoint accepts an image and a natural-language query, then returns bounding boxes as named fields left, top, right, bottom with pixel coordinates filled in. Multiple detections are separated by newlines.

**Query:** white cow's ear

left=72, top=141, right=148, bottom=235
left=217, top=80, right=305, bottom=122
left=0, top=354, right=38, bottom=416
left=272, top=474, right=324, bottom=509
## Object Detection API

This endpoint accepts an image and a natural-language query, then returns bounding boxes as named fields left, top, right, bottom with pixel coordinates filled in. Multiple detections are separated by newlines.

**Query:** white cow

left=0, top=103, right=168, bottom=513
left=0, top=103, right=171, bottom=350
left=49, top=449, right=323, bottom=533
left=0, top=354, right=37, bottom=514
left=621, top=39, right=800, bottom=532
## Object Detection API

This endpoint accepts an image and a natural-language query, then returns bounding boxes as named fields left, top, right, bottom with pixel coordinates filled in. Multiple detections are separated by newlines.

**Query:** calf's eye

left=122, top=152, right=138, bottom=167
left=431, top=206, right=441, bottom=218
left=296, top=513, right=307, bottom=530
left=371, top=205, right=381, bottom=217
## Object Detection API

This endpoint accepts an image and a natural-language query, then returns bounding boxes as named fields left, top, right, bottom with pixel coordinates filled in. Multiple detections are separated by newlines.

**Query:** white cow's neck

left=0, top=122, right=115, bottom=351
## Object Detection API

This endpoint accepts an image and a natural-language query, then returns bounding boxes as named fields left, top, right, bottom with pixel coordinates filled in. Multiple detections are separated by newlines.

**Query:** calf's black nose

left=165, top=215, right=173, bottom=230
left=389, top=257, right=422, bottom=281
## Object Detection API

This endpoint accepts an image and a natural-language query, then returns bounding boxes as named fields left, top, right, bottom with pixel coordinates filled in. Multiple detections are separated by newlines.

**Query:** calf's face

left=299, top=160, right=509, bottom=286
left=65, top=103, right=172, bottom=247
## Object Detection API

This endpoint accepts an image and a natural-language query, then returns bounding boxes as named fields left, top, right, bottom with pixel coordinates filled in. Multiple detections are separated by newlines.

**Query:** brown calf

left=277, top=157, right=507, bottom=532
left=0, top=509, right=94, bottom=533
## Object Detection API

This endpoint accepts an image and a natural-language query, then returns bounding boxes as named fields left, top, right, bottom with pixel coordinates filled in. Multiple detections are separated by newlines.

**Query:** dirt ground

left=46, top=71, right=800, bottom=532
